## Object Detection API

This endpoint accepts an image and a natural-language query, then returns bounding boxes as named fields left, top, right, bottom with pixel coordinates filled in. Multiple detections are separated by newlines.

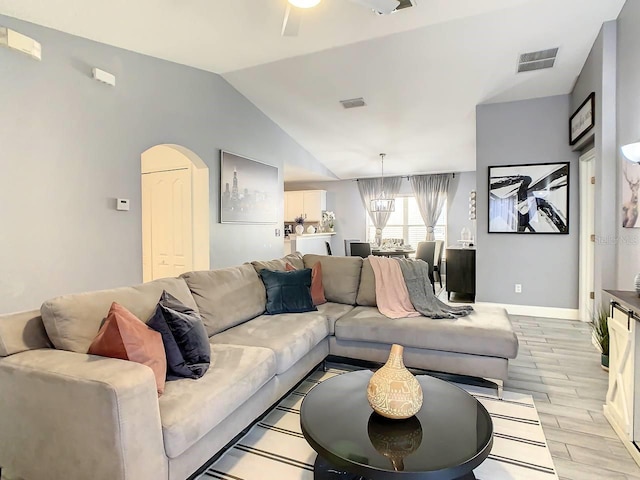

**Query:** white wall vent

left=340, top=97, right=366, bottom=109
left=517, top=48, right=558, bottom=73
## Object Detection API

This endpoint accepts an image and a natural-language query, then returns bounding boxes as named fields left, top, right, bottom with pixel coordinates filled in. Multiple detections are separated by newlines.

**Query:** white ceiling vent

left=517, top=48, right=559, bottom=73
left=340, top=97, right=366, bottom=109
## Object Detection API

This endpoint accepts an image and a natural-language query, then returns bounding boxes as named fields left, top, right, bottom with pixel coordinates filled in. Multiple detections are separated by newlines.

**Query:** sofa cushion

left=41, top=277, right=197, bottom=354
left=0, top=310, right=51, bottom=357
left=316, top=302, right=355, bottom=335
left=260, top=269, right=317, bottom=315
left=159, top=343, right=276, bottom=458
left=88, top=302, right=167, bottom=395
left=303, top=254, right=363, bottom=305
left=210, top=312, right=329, bottom=374
left=181, top=264, right=266, bottom=336
left=250, top=253, right=305, bottom=273
left=334, top=305, right=518, bottom=359
left=356, top=258, right=376, bottom=306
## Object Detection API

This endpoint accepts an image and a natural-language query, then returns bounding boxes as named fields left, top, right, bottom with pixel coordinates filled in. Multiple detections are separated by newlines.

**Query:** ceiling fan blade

left=348, top=0, right=400, bottom=15
left=282, top=5, right=302, bottom=37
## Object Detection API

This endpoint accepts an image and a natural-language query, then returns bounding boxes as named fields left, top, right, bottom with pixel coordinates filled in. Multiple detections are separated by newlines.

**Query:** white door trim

left=579, top=148, right=596, bottom=322
left=141, top=144, right=210, bottom=282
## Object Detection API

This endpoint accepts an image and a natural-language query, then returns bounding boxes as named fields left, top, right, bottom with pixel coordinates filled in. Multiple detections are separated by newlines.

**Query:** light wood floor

left=509, top=314, right=640, bottom=480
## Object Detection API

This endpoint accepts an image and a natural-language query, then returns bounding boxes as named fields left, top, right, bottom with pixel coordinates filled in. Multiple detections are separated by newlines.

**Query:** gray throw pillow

left=148, top=291, right=210, bottom=380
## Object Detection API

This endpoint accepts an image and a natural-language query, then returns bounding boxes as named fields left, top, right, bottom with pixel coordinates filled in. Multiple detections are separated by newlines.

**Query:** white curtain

left=410, top=174, right=451, bottom=241
left=357, top=177, right=403, bottom=245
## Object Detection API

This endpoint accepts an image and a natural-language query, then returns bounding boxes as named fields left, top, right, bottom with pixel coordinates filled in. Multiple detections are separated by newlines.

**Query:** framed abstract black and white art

left=488, top=162, right=570, bottom=234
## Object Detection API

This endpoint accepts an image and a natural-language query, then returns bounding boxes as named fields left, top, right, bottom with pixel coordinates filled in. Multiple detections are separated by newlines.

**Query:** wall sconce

left=622, top=141, right=640, bottom=163
left=469, top=190, right=477, bottom=220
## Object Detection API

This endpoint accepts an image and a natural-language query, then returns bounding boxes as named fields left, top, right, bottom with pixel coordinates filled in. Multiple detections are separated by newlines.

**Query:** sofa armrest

left=0, top=349, right=168, bottom=480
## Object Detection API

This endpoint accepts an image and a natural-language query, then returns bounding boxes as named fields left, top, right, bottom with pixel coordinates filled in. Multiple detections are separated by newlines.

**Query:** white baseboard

left=475, top=302, right=581, bottom=320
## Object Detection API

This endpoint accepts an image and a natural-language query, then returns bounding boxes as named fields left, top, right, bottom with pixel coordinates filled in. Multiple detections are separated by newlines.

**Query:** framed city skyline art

left=220, top=151, right=279, bottom=224
left=488, top=162, right=570, bottom=234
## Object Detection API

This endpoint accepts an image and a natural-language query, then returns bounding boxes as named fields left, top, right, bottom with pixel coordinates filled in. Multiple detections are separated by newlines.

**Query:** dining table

left=371, top=248, right=415, bottom=258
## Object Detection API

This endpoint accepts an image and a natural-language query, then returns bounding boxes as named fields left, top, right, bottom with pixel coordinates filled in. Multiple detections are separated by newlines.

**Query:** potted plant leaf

left=591, top=307, right=609, bottom=371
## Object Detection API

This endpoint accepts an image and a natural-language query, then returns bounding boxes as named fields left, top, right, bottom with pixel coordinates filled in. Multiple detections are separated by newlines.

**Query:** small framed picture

left=569, top=92, right=595, bottom=145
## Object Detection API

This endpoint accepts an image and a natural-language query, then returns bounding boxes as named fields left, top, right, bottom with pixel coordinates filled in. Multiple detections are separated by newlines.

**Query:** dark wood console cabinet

left=446, top=247, right=476, bottom=302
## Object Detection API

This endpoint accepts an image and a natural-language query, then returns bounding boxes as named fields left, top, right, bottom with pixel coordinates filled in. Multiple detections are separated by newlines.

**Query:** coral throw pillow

left=286, top=262, right=327, bottom=306
left=88, top=302, right=167, bottom=395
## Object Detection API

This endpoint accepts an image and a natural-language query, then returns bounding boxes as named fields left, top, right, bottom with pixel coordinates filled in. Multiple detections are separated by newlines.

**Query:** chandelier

left=370, top=153, right=395, bottom=213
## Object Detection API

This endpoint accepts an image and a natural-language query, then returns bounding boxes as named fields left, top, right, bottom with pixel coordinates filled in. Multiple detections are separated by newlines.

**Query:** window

left=366, top=196, right=447, bottom=246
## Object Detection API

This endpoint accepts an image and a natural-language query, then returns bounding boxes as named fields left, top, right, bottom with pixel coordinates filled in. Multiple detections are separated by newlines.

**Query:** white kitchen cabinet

left=284, top=190, right=326, bottom=222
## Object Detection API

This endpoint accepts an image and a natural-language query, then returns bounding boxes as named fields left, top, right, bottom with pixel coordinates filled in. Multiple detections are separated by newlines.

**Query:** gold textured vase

left=367, top=344, right=423, bottom=419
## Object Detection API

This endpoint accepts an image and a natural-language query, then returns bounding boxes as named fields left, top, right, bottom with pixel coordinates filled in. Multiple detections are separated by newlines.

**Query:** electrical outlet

left=515, top=284, right=522, bottom=293
left=275, top=228, right=281, bottom=237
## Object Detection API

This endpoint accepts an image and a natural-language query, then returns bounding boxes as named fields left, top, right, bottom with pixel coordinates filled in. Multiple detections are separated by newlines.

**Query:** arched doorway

left=141, top=144, right=210, bottom=282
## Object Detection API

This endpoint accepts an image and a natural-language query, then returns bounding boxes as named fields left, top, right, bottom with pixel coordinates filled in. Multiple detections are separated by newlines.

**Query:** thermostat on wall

left=116, top=198, right=130, bottom=211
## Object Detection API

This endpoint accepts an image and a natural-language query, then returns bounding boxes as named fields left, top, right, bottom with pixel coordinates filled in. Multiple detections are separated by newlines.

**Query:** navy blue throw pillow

left=259, top=269, right=317, bottom=315
left=147, top=291, right=210, bottom=381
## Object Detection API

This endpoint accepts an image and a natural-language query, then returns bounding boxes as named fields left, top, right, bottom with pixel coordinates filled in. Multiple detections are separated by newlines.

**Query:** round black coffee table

left=300, top=370, right=493, bottom=480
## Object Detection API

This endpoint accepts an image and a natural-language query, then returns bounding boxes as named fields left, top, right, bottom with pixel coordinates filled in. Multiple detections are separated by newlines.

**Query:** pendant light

left=370, top=153, right=395, bottom=213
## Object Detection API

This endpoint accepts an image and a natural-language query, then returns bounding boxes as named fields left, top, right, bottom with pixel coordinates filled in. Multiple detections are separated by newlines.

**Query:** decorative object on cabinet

left=294, top=215, right=305, bottom=235
left=569, top=92, right=595, bottom=146
left=220, top=151, right=278, bottom=224
left=591, top=306, right=610, bottom=371
left=306, top=225, right=316, bottom=234
left=322, top=211, right=335, bottom=232
left=371, top=154, right=395, bottom=213
left=488, top=162, right=569, bottom=234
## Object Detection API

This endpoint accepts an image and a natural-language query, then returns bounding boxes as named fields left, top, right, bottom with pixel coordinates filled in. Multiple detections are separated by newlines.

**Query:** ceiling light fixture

left=370, top=153, right=395, bottom=213
left=288, top=0, right=322, bottom=8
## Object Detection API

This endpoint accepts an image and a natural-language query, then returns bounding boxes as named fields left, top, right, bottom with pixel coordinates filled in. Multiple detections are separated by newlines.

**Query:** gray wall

left=447, top=172, right=477, bottom=244
left=0, top=15, right=330, bottom=313
left=476, top=95, right=580, bottom=308
left=616, top=3, right=640, bottom=289
left=570, top=21, right=618, bottom=303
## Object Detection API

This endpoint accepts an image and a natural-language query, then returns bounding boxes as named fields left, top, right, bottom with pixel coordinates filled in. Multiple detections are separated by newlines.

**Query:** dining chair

left=415, top=241, right=436, bottom=293
left=344, top=238, right=359, bottom=256
left=349, top=242, right=372, bottom=258
left=433, top=240, right=444, bottom=288
left=325, top=241, right=333, bottom=256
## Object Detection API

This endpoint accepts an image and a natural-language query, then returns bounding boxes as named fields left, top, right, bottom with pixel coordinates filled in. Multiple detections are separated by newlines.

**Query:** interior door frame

left=141, top=144, right=210, bottom=282
left=579, top=148, right=596, bottom=322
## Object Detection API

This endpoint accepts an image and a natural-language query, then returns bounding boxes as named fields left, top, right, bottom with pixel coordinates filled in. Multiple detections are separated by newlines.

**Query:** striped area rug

left=197, top=367, right=558, bottom=480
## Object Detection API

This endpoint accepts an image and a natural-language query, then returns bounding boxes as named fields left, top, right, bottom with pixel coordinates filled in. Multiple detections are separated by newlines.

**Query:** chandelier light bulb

left=288, top=0, right=322, bottom=8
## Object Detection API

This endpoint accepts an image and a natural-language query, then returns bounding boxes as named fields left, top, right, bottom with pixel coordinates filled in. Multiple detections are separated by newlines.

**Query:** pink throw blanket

left=368, top=255, right=420, bottom=319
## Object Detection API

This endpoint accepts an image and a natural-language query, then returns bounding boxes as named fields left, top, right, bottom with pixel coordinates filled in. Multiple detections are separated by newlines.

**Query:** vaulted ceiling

left=0, top=0, right=627, bottom=180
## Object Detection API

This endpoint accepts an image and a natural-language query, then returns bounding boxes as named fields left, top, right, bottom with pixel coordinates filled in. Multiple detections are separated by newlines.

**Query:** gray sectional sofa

left=0, top=253, right=518, bottom=480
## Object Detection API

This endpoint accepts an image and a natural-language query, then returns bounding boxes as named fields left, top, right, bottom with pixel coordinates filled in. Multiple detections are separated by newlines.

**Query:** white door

left=579, top=149, right=596, bottom=322
left=142, top=168, right=193, bottom=281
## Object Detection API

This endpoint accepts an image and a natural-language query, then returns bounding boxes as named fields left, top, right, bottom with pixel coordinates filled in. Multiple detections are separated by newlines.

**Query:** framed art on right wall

left=488, top=162, right=570, bottom=234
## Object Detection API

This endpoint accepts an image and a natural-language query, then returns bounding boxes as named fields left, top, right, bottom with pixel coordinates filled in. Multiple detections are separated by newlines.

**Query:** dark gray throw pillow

left=147, top=291, right=210, bottom=380
left=259, top=269, right=317, bottom=315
